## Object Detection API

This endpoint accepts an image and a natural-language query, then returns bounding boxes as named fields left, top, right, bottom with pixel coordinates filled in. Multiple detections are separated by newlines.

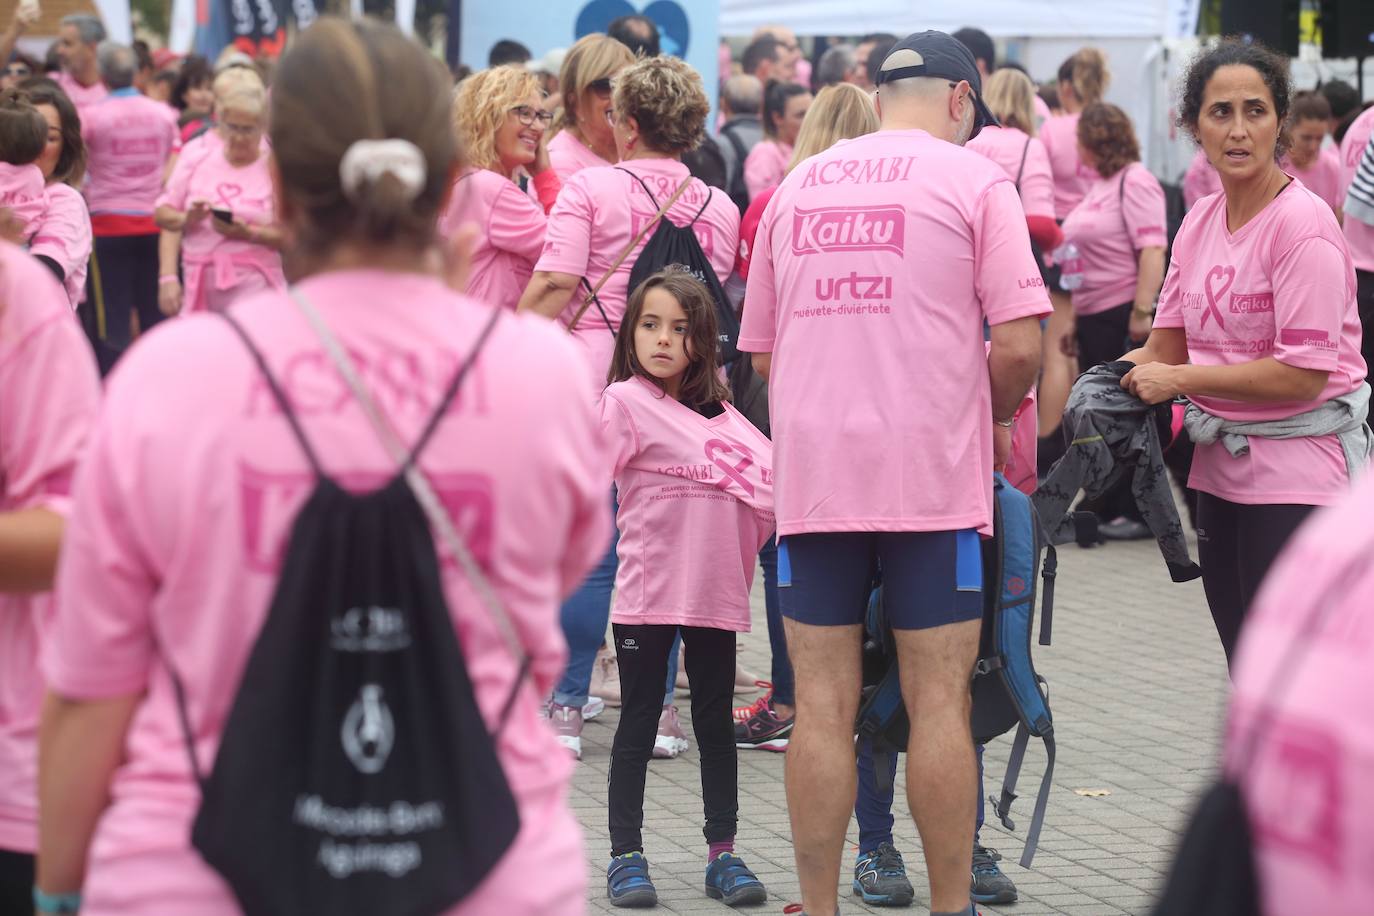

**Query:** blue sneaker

left=704, top=852, right=768, bottom=907
left=852, top=842, right=915, bottom=907
left=607, top=852, right=657, bottom=908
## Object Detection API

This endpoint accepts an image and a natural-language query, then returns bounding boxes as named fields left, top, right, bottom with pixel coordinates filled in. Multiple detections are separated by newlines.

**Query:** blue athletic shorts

left=778, top=530, right=983, bottom=630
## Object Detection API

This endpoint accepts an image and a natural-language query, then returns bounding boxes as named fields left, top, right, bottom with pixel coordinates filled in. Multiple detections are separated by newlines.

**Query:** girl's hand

left=1121, top=361, right=1182, bottom=405
left=532, top=128, right=553, bottom=176
left=210, top=216, right=253, bottom=241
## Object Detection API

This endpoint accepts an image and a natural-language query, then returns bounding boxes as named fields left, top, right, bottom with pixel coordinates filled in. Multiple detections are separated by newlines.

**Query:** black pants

left=1357, top=269, right=1374, bottom=372
left=91, top=233, right=164, bottom=356
left=0, top=849, right=33, bottom=916
left=1196, top=494, right=1314, bottom=669
left=608, top=623, right=737, bottom=855
left=1076, top=302, right=1143, bottom=522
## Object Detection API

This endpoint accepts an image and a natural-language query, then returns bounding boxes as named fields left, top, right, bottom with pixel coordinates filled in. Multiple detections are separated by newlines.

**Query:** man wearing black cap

left=739, top=31, right=1048, bottom=916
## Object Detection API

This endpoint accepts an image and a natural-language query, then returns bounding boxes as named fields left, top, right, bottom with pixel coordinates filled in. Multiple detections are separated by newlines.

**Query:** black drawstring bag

left=171, top=298, right=524, bottom=916
left=1152, top=553, right=1356, bottom=916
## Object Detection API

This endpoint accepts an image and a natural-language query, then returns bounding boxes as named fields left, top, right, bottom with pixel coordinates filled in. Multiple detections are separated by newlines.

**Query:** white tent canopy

left=719, top=0, right=1197, bottom=39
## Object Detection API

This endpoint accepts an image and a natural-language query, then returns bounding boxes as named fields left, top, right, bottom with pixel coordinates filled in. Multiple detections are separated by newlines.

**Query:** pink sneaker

left=652, top=705, right=689, bottom=759
left=546, top=702, right=584, bottom=760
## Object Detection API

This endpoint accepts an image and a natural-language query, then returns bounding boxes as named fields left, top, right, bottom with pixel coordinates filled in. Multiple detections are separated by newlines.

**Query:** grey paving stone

left=575, top=532, right=1224, bottom=915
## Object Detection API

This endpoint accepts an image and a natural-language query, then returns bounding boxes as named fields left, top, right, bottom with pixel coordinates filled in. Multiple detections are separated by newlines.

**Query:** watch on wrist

left=993, top=417, right=1015, bottom=428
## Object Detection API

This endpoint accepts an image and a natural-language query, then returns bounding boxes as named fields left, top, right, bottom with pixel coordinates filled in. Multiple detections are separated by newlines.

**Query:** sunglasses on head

left=588, top=77, right=613, bottom=96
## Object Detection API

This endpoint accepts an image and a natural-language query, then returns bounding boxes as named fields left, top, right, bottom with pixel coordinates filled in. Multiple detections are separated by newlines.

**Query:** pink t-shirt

left=0, top=242, right=101, bottom=853
left=1228, top=474, right=1374, bottom=915
left=1183, top=149, right=1223, bottom=211
left=1340, top=106, right=1374, bottom=273
left=0, top=162, right=47, bottom=239
left=1286, top=147, right=1343, bottom=214
left=1154, top=181, right=1366, bottom=506
left=55, top=70, right=109, bottom=120
left=966, top=126, right=1056, bottom=220
left=156, top=135, right=283, bottom=312
left=1061, top=162, right=1168, bottom=315
left=81, top=91, right=177, bottom=216
left=547, top=128, right=613, bottom=184
left=29, top=182, right=92, bottom=309
left=744, top=139, right=791, bottom=200
left=602, top=376, right=774, bottom=631
left=42, top=270, right=609, bottom=915
left=739, top=129, right=1051, bottom=536
left=1039, top=113, right=1096, bottom=219
left=439, top=168, right=546, bottom=311
left=535, top=159, right=739, bottom=394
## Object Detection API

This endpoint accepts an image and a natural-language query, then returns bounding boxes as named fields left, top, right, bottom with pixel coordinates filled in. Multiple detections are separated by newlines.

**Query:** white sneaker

left=547, top=702, right=584, bottom=760
left=583, top=696, right=606, bottom=721
left=652, top=705, right=690, bottom=759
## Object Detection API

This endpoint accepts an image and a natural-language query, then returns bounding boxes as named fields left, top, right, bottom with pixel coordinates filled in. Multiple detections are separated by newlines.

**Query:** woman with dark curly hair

left=1122, top=40, right=1369, bottom=667
left=518, top=54, right=740, bottom=764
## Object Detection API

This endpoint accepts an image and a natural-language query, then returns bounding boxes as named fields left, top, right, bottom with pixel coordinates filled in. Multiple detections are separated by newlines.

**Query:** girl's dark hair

left=609, top=268, right=731, bottom=409
left=1290, top=89, right=1331, bottom=124
left=16, top=77, right=85, bottom=185
left=171, top=55, right=213, bottom=111
left=1178, top=39, right=1292, bottom=158
left=763, top=79, right=808, bottom=140
left=0, top=88, right=47, bottom=166
left=270, top=18, right=456, bottom=261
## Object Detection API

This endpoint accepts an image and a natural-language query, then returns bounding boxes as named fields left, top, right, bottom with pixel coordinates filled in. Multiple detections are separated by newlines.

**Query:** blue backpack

left=856, top=473, right=1057, bottom=866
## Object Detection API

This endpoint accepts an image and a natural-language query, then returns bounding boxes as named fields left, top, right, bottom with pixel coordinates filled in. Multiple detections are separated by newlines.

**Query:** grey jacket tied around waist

left=1183, top=382, right=1374, bottom=481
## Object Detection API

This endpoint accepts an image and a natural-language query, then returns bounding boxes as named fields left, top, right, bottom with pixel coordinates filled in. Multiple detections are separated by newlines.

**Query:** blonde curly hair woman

left=440, top=65, right=560, bottom=309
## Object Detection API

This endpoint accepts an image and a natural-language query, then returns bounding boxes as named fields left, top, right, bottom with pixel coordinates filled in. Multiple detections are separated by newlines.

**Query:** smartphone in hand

left=211, top=208, right=233, bottom=223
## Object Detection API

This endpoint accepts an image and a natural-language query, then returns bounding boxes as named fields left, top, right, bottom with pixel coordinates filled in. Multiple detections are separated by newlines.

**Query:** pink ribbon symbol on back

left=705, top=439, right=756, bottom=498
left=1201, top=265, right=1234, bottom=331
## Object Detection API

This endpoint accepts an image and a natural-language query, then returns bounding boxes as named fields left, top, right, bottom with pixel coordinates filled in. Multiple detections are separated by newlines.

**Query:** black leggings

left=1196, top=494, right=1314, bottom=669
left=608, top=623, right=737, bottom=856
left=1357, top=268, right=1374, bottom=372
left=0, top=848, right=33, bottom=916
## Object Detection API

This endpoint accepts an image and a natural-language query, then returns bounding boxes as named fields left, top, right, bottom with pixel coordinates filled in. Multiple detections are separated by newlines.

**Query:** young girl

left=0, top=89, right=49, bottom=248
left=602, top=268, right=773, bottom=908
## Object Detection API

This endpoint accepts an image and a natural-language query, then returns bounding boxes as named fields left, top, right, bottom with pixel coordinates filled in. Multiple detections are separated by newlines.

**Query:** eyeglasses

left=3, top=66, right=31, bottom=78
left=220, top=120, right=261, bottom=137
left=588, top=77, right=613, bottom=97
left=510, top=105, right=553, bottom=128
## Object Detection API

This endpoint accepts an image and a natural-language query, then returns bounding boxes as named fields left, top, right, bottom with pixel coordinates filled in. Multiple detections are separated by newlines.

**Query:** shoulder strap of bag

left=288, top=290, right=531, bottom=703
left=1015, top=136, right=1031, bottom=191
left=565, top=175, right=693, bottom=333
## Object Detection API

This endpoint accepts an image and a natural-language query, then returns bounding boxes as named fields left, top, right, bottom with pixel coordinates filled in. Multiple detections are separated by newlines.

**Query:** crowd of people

left=1, top=6, right=1373, bottom=916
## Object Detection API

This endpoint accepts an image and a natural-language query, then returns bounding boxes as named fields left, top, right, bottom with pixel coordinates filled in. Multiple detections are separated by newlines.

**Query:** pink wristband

left=159, top=274, right=179, bottom=284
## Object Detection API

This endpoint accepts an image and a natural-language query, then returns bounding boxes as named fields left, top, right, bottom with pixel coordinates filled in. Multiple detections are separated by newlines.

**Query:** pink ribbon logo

left=705, top=438, right=755, bottom=498
left=1202, top=265, right=1235, bottom=331
left=216, top=182, right=244, bottom=208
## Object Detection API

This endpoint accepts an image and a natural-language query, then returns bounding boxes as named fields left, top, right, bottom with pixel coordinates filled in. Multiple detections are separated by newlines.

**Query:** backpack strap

left=720, top=124, right=750, bottom=194
left=289, top=289, right=532, bottom=733
left=565, top=173, right=693, bottom=334
left=1038, top=544, right=1056, bottom=646
left=990, top=719, right=1056, bottom=868
left=1015, top=136, right=1031, bottom=191
left=620, top=166, right=713, bottom=226
left=404, top=307, right=502, bottom=469
left=219, top=309, right=326, bottom=479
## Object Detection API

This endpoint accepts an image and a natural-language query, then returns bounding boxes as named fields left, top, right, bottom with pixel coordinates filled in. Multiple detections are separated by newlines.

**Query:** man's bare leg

left=782, top=618, right=862, bottom=916
left=895, top=618, right=981, bottom=913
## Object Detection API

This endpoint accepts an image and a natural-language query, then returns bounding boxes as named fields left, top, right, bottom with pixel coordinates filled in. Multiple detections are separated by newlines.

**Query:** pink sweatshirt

left=0, top=241, right=101, bottom=853
left=744, top=139, right=791, bottom=200
left=602, top=376, right=774, bottom=631
left=42, top=270, right=610, bottom=914
left=29, top=183, right=92, bottom=308
left=0, top=162, right=47, bottom=240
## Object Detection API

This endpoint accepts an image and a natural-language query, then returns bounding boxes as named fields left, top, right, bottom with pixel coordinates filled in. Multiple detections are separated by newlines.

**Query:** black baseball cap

left=876, top=30, right=999, bottom=137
